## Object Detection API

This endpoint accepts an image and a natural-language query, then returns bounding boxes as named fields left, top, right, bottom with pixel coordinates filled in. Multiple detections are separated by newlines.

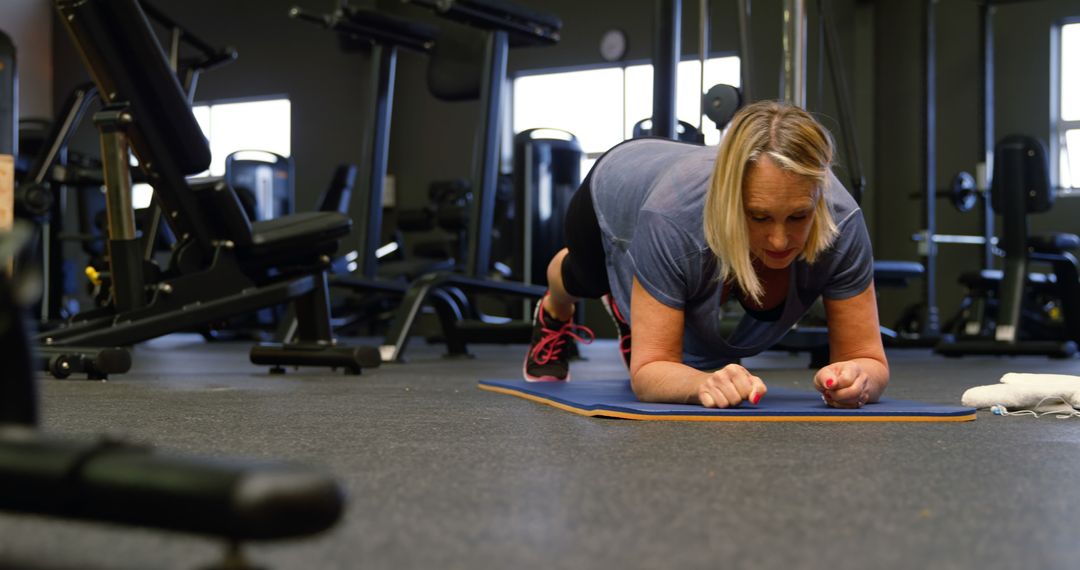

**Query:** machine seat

left=249, top=212, right=351, bottom=257
left=873, top=260, right=924, bottom=287
left=1029, top=232, right=1080, bottom=254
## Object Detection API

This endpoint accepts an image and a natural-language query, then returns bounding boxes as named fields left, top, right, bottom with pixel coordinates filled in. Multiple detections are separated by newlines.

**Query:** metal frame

left=291, top=5, right=436, bottom=279
left=376, top=0, right=561, bottom=362
left=652, top=0, right=680, bottom=140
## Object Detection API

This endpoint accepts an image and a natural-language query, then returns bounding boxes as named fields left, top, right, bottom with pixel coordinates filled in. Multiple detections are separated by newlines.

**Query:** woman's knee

left=558, top=248, right=610, bottom=299
left=547, top=248, right=571, bottom=295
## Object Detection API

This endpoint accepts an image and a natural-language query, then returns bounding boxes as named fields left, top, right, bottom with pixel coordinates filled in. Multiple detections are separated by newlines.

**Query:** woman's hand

left=814, top=360, right=871, bottom=408
left=698, top=364, right=768, bottom=408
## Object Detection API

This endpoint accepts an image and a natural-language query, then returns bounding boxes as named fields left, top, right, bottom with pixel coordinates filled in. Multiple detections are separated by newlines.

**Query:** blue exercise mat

left=478, top=379, right=976, bottom=422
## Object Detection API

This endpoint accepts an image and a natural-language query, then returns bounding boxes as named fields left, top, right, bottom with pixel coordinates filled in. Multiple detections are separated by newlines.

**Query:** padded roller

left=1029, top=232, right=1080, bottom=254
left=0, top=427, right=344, bottom=540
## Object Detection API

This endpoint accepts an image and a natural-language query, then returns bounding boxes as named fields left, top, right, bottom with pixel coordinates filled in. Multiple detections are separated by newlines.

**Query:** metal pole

left=922, top=0, right=940, bottom=337
left=736, top=0, right=752, bottom=101
left=699, top=0, right=709, bottom=134
left=820, top=0, right=866, bottom=203
left=95, top=108, right=145, bottom=313
left=734, top=0, right=751, bottom=100
left=467, top=30, right=508, bottom=278
left=781, top=0, right=807, bottom=107
left=978, top=1, right=995, bottom=270
left=358, top=45, right=396, bottom=279
left=652, top=0, right=681, bottom=139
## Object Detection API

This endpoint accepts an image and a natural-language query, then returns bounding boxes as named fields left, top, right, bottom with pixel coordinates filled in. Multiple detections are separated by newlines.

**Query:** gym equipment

left=15, top=2, right=239, bottom=374
left=288, top=3, right=457, bottom=342
left=702, top=83, right=742, bottom=131
left=904, top=1, right=1080, bottom=347
left=139, top=0, right=238, bottom=103
left=296, top=4, right=542, bottom=341
left=291, top=3, right=435, bottom=282
left=735, top=0, right=753, bottom=102
left=631, top=118, right=703, bottom=143
left=650, top=0, right=727, bottom=143
left=648, top=0, right=720, bottom=144
left=298, top=2, right=578, bottom=349
left=936, top=135, right=1080, bottom=358
left=909, top=171, right=982, bottom=213
left=4, top=69, right=131, bottom=379
left=46, top=0, right=380, bottom=375
left=225, top=150, right=295, bottom=221
left=900, top=0, right=1007, bottom=344
left=391, top=179, right=473, bottom=276
left=377, top=0, right=562, bottom=362
left=781, top=0, right=808, bottom=107
left=0, top=222, right=345, bottom=569
left=4, top=32, right=124, bottom=378
left=511, top=128, right=582, bottom=287
left=696, top=0, right=709, bottom=136
left=948, top=171, right=979, bottom=213
left=478, top=379, right=976, bottom=422
left=652, top=0, right=680, bottom=140
left=20, top=84, right=102, bottom=324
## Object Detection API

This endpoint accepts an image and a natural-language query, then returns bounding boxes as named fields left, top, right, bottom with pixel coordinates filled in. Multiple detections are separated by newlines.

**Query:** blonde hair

left=703, top=100, right=839, bottom=304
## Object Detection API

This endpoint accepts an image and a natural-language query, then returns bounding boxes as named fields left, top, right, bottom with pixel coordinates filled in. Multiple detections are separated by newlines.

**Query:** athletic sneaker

left=523, top=295, right=595, bottom=382
left=602, top=294, right=632, bottom=371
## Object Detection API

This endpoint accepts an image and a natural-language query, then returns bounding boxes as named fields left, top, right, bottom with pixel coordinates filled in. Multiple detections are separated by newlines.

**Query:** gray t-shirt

left=588, top=138, right=874, bottom=370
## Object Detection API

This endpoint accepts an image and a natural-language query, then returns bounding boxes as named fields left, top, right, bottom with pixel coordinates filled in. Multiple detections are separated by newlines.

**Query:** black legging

left=560, top=177, right=611, bottom=299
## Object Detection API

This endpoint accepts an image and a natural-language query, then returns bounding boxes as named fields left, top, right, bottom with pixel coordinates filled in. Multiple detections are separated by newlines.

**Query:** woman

left=523, top=100, right=889, bottom=409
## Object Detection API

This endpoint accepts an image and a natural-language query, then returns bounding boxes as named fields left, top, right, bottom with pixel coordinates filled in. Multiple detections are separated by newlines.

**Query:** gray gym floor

left=2, top=334, right=1080, bottom=570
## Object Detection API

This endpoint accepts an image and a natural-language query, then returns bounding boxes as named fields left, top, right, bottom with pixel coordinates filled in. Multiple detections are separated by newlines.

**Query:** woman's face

left=742, top=157, right=819, bottom=270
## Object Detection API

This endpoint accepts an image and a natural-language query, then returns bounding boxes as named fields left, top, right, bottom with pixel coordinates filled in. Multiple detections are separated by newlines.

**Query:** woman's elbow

left=629, top=366, right=663, bottom=402
left=629, top=372, right=652, bottom=401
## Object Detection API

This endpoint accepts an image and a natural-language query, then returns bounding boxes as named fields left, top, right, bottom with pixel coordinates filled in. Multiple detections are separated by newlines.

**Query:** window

left=512, top=56, right=741, bottom=175
left=192, top=97, right=291, bottom=176
left=1057, top=21, right=1079, bottom=189
left=133, top=97, right=291, bottom=208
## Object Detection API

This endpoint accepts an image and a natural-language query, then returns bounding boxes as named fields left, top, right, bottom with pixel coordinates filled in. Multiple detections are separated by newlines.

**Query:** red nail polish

left=826, top=379, right=835, bottom=388
left=751, top=393, right=761, bottom=405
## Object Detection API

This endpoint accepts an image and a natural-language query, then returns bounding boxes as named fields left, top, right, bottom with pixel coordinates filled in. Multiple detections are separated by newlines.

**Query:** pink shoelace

left=618, top=333, right=631, bottom=360
left=606, top=295, right=632, bottom=360
left=530, top=320, right=595, bottom=365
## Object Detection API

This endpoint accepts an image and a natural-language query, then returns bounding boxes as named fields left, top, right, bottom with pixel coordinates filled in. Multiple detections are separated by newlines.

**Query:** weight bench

left=873, top=260, right=925, bottom=288
left=45, top=0, right=379, bottom=374
left=0, top=223, right=343, bottom=569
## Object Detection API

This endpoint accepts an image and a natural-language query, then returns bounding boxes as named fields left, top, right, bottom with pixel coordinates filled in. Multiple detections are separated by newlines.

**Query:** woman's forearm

left=630, top=360, right=713, bottom=404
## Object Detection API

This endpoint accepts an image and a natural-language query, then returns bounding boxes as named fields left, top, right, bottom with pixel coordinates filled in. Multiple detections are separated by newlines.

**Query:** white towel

left=961, top=373, right=1080, bottom=410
